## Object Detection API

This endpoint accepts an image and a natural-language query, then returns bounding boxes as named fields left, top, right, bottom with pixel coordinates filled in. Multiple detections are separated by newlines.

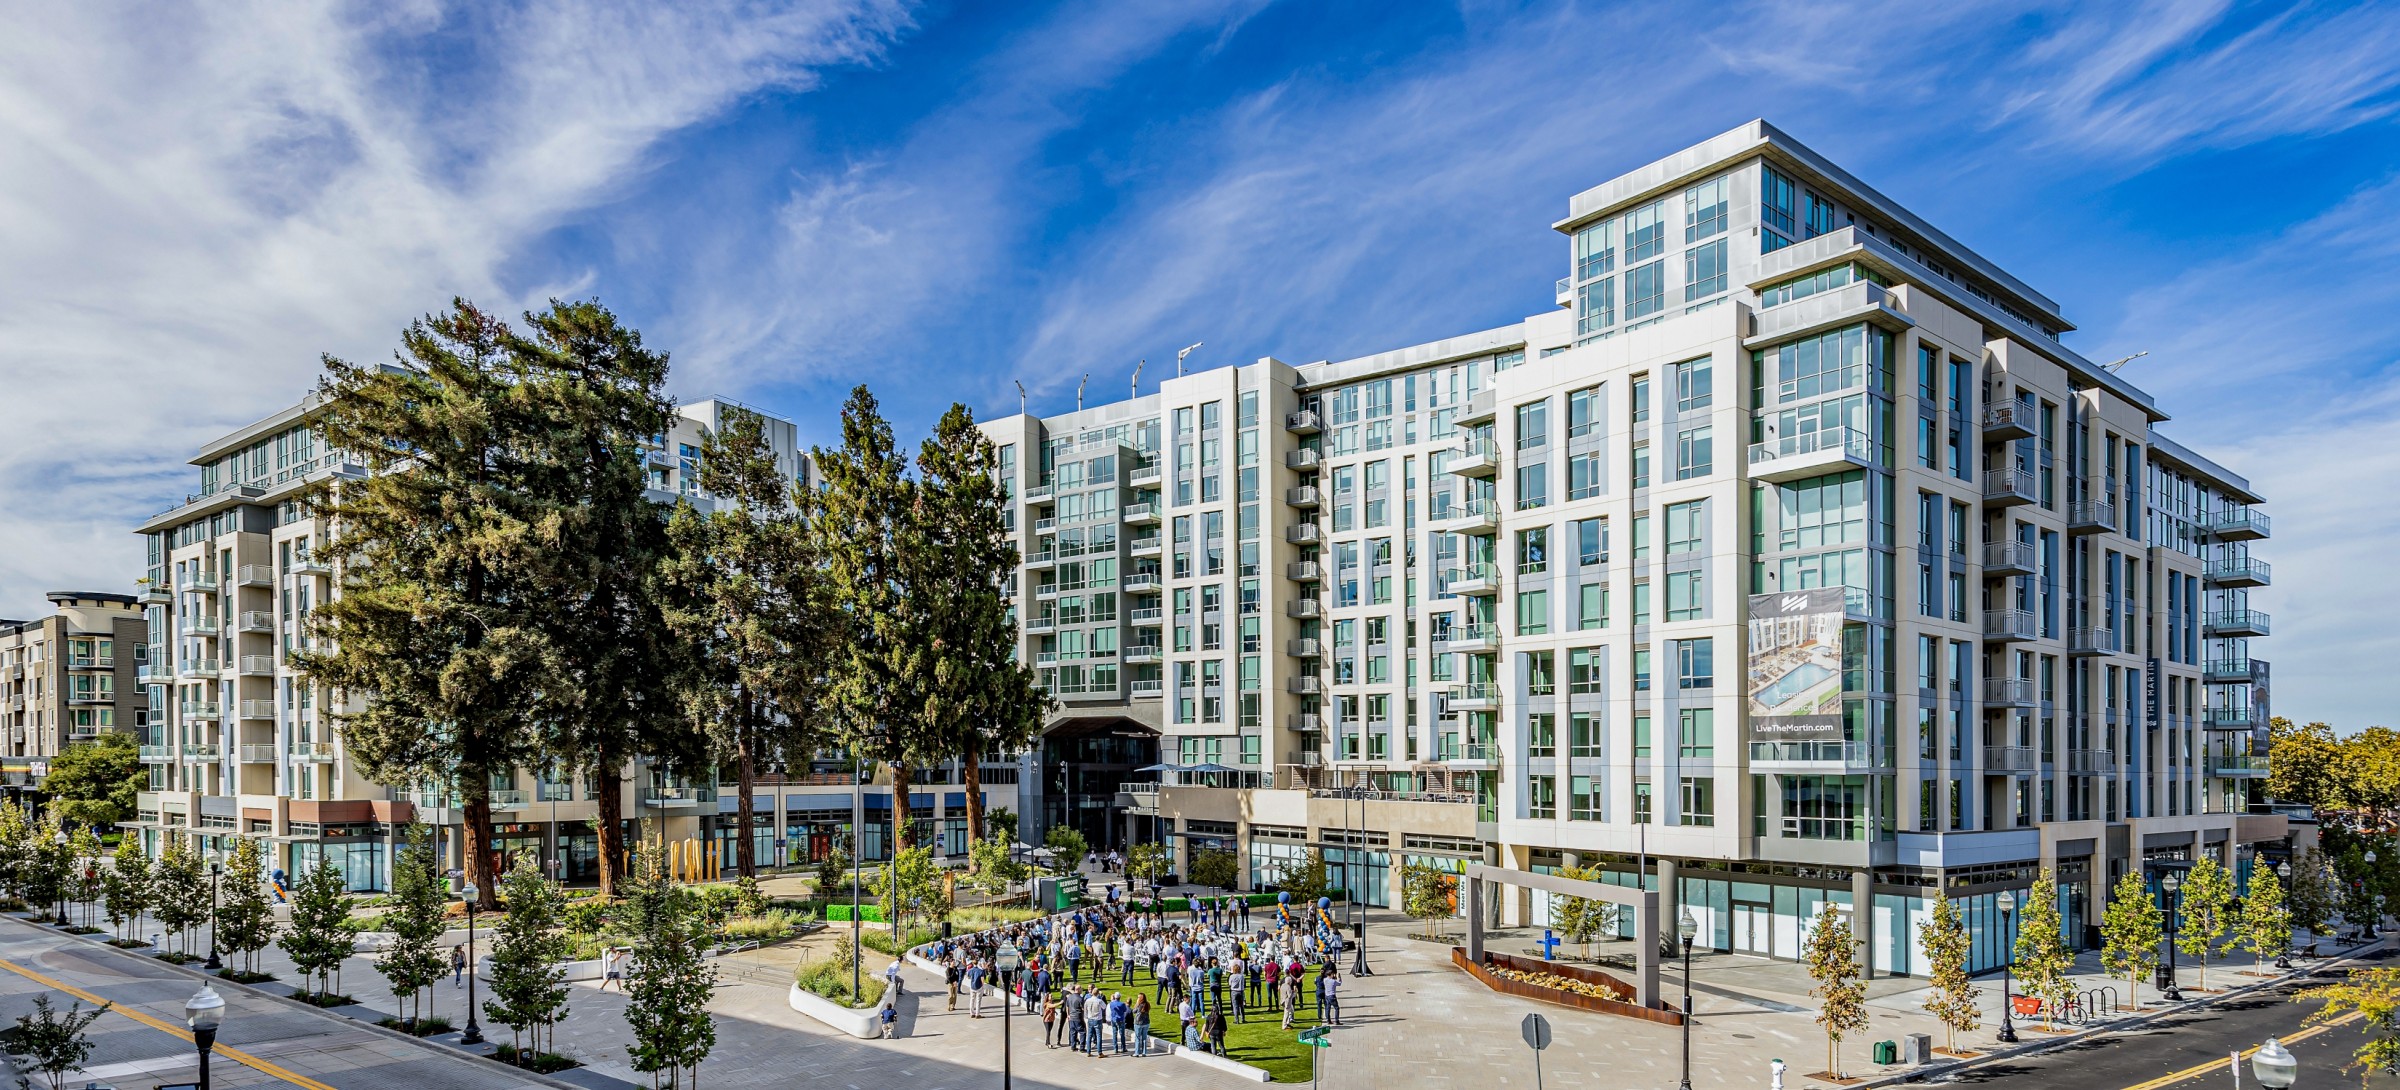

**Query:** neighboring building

left=988, top=120, right=2280, bottom=973
left=130, top=392, right=1014, bottom=889
left=0, top=592, right=148, bottom=799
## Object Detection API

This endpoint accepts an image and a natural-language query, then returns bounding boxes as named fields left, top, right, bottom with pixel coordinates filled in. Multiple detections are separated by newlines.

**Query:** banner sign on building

left=2145, top=658, right=2161, bottom=732
left=2252, top=661, right=2272, bottom=745
left=1745, top=587, right=1847, bottom=744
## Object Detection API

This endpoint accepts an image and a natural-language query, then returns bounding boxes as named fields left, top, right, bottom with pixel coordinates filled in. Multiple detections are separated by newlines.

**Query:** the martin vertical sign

left=1745, top=587, right=1848, bottom=745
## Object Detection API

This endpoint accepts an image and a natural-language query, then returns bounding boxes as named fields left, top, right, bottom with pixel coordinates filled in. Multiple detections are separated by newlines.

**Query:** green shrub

left=857, top=926, right=940, bottom=956
left=824, top=902, right=886, bottom=924
left=793, top=956, right=887, bottom=1009
left=717, top=910, right=808, bottom=944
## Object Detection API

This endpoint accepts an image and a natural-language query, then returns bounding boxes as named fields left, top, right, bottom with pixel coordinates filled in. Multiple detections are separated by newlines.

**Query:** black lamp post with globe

left=1996, top=890, right=2019, bottom=1044
left=2157, top=870, right=2183, bottom=1002
left=1677, top=907, right=1698, bottom=1090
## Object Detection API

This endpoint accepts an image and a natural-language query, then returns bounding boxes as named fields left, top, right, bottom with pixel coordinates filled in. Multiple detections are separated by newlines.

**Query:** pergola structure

left=1461, top=862, right=1662, bottom=1009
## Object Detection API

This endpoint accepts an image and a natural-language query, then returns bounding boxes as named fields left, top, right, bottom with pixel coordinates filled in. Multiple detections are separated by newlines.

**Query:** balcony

left=142, top=583, right=172, bottom=605
left=489, top=790, right=531, bottom=810
left=1022, top=481, right=1054, bottom=502
left=238, top=744, right=278, bottom=764
left=1982, top=540, right=2036, bottom=576
left=138, top=662, right=175, bottom=682
left=1447, top=563, right=1500, bottom=596
left=2067, top=500, right=2116, bottom=535
left=1981, top=608, right=2036, bottom=642
left=1286, top=561, right=1323, bottom=582
left=1129, top=680, right=1163, bottom=700
left=2204, top=707, right=2259, bottom=732
left=1983, top=745, right=2037, bottom=774
left=1747, top=426, right=1873, bottom=484
left=138, top=745, right=177, bottom=764
left=1285, top=485, right=1322, bottom=508
left=178, top=658, right=219, bottom=679
left=1129, top=463, right=1162, bottom=487
left=182, top=743, right=221, bottom=760
left=235, top=564, right=274, bottom=587
left=2212, top=755, right=2271, bottom=779
left=1288, top=713, right=1322, bottom=733
left=1285, top=410, right=1322, bottom=434
left=238, top=698, right=276, bottom=719
left=2205, top=507, right=2271, bottom=541
left=1122, top=572, right=1163, bottom=593
left=1556, top=275, right=1574, bottom=307
left=641, top=788, right=702, bottom=808
left=1287, top=523, right=1323, bottom=544
left=1982, top=469, right=2038, bottom=507
left=1123, top=503, right=1160, bottom=525
left=2205, top=555, right=2272, bottom=587
left=1437, top=500, right=1498, bottom=535
left=1128, top=606, right=1164, bottom=626
left=1023, top=550, right=1056, bottom=570
left=1435, top=624, right=1499, bottom=653
left=2067, top=749, right=2116, bottom=776
left=1129, top=534, right=1162, bottom=556
left=2067, top=626, right=2120, bottom=657
left=181, top=702, right=221, bottom=721
left=1981, top=403, right=2037, bottom=442
left=1030, top=518, right=1058, bottom=536
left=293, top=558, right=333, bottom=577
left=186, top=572, right=220, bottom=593
left=1286, top=638, right=1323, bottom=657
left=1122, top=645, right=1162, bottom=665
left=2204, top=657, right=2267, bottom=685
left=1457, top=391, right=1497, bottom=427
left=1287, top=599, right=1323, bottom=619
left=1283, top=676, right=1324, bottom=697
left=238, top=654, right=277, bottom=676
left=293, top=741, right=335, bottom=762
left=1021, top=616, right=1057, bottom=635
left=1447, top=683, right=1500, bottom=711
left=1447, top=742, right=1498, bottom=769
left=1448, top=439, right=1500, bottom=477
left=1285, top=448, right=1321, bottom=470
left=179, top=615, right=221, bottom=636
left=2205, top=609, right=2271, bottom=637
left=1746, top=741, right=1890, bottom=774
left=236, top=610, right=274, bottom=633
left=1983, top=677, right=2036, bottom=708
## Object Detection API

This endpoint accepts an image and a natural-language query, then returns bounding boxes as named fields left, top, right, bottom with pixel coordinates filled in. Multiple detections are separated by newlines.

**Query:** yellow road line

left=0, top=957, right=339, bottom=1090
left=2116, top=1011, right=2362, bottom=1090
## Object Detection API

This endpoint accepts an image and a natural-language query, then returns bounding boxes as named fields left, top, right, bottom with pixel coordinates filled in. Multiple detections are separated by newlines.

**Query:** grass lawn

left=1057, top=961, right=1332, bottom=1083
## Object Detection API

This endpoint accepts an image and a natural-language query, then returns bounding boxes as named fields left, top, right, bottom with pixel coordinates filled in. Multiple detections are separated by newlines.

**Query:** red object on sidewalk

left=2011, top=995, right=2042, bottom=1017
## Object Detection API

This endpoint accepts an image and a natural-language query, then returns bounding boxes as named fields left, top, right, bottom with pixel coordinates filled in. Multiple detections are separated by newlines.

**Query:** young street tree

left=281, top=861, right=353, bottom=1001
left=101, top=842, right=152, bottom=942
left=1804, top=904, right=1868, bottom=1077
left=512, top=301, right=687, bottom=897
left=0, top=995, right=109, bottom=1090
left=300, top=301, right=557, bottom=911
left=378, top=826, right=449, bottom=1029
left=2099, top=870, right=2164, bottom=1008
left=2236, top=865, right=2293, bottom=968
left=151, top=834, right=207, bottom=956
left=1549, top=864, right=1614, bottom=959
left=485, top=856, right=571, bottom=1062
left=68, top=826, right=105, bottom=930
left=813, top=387, right=941, bottom=853
left=1188, top=848, right=1240, bottom=896
left=1919, top=893, right=1980, bottom=1053
left=2287, top=847, right=2340, bottom=945
left=1400, top=861, right=1455, bottom=941
left=215, top=836, right=277, bottom=978
left=625, top=879, right=717, bottom=1088
left=875, top=846, right=948, bottom=936
left=913, top=404, right=1051, bottom=858
left=1278, top=849, right=1332, bottom=903
left=2178, top=854, right=2237, bottom=990
left=664, top=405, right=823, bottom=881
left=1042, top=825, right=1088, bottom=874
left=2015, top=870, right=2079, bottom=1031
left=1126, top=842, right=1171, bottom=894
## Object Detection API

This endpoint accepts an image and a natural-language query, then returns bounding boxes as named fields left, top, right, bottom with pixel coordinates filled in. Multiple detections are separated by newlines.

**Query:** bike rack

left=2082, top=986, right=2120, bottom=1018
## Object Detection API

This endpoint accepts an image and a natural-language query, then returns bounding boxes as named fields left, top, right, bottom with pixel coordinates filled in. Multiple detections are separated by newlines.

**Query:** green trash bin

left=1873, top=1040, right=1898, bottom=1065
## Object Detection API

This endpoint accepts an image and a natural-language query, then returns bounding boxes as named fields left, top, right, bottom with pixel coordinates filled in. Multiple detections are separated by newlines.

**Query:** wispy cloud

left=0, top=0, right=909, bottom=616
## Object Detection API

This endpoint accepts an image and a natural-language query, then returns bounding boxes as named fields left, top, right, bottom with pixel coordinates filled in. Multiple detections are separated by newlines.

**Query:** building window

left=1683, top=239, right=1728, bottom=301
left=1567, top=452, right=1604, bottom=499
left=1679, top=777, right=1716, bottom=827
left=1626, top=260, right=1666, bottom=322
left=1675, top=357, right=1713, bottom=412
left=1570, top=776, right=1602, bottom=822
left=1575, top=517, right=1608, bottom=565
left=1517, top=463, right=1549, bottom=510
left=1577, top=583, right=1607, bottom=630
left=1517, top=527, right=1548, bottom=574
left=1625, top=200, right=1666, bottom=261
left=1567, top=386, right=1603, bottom=437
left=1676, top=639, right=1713, bottom=689
left=1529, top=775, right=1556, bottom=819
left=1526, top=652, right=1556, bottom=697
left=1570, top=711, right=1602, bottom=756
left=1515, top=401, right=1549, bottom=450
left=1685, top=177, right=1728, bottom=241
left=1666, top=570, right=1703, bottom=622
left=1678, top=707, right=1715, bottom=757
left=1528, top=712, right=1555, bottom=756
left=1665, top=500, right=1704, bottom=554
left=1516, top=590, right=1548, bottom=635
left=1569, top=649, right=1603, bottom=695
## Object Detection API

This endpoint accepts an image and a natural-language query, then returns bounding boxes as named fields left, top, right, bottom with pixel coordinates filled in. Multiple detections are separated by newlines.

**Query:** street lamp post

left=1351, top=784, right=1372, bottom=977
left=995, top=942, right=1023, bottom=1090
left=185, top=984, right=225, bottom=1090
left=1996, top=890, right=2019, bottom=1044
left=853, top=752, right=867, bottom=1002
left=461, top=882, right=484, bottom=1045
left=2277, top=860, right=2296, bottom=968
left=2356, top=853, right=2376, bottom=945
left=1677, top=908, right=1698, bottom=1090
left=205, top=855, right=225, bottom=972
left=2157, top=871, right=2182, bottom=1002
left=2252, top=1037, right=2298, bottom=1090
left=50, top=829, right=69, bottom=925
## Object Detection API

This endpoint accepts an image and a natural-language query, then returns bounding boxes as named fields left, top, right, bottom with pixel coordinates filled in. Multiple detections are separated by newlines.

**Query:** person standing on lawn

left=1205, top=1005, right=1228, bottom=1056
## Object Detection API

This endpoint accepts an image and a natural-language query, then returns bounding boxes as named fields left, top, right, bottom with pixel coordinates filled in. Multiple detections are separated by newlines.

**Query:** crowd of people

left=918, top=886, right=1353, bottom=1059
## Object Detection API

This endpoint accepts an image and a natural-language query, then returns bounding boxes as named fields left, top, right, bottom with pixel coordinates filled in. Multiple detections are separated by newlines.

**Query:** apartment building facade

left=130, top=392, right=1018, bottom=889
left=995, top=121, right=2281, bottom=974
left=0, top=592, right=148, bottom=798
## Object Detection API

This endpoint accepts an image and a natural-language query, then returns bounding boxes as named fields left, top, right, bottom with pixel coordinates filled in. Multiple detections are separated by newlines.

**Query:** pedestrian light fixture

left=1677, top=908, right=1699, bottom=1090
left=995, top=943, right=1023, bottom=1090
left=1995, top=890, right=2019, bottom=1043
left=462, top=882, right=485, bottom=1045
left=186, top=984, right=225, bottom=1090
left=2252, top=1037, right=2298, bottom=1089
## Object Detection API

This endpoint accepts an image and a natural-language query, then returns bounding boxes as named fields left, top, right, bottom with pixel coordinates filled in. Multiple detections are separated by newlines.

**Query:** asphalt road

left=1938, top=946, right=2396, bottom=1090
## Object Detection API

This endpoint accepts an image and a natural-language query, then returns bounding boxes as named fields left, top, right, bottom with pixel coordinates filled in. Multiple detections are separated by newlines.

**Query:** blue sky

left=3, top=0, right=2397, bottom=728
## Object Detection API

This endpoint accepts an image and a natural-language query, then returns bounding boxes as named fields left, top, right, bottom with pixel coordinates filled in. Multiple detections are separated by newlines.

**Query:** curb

left=1847, top=938, right=2391, bottom=1088
left=5, top=913, right=601, bottom=1090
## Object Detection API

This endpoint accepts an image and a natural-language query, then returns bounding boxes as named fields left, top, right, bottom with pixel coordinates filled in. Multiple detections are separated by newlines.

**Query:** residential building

left=129, top=391, right=1015, bottom=888
left=0, top=592, right=148, bottom=799
left=990, top=120, right=2279, bottom=973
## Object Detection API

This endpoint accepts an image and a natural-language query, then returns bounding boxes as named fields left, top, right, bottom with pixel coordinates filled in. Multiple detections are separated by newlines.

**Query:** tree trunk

left=462, top=792, right=499, bottom=911
left=596, top=761, right=626, bottom=896
left=892, top=761, right=915, bottom=853
left=734, top=720, right=758, bottom=879
left=961, top=748, right=984, bottom=857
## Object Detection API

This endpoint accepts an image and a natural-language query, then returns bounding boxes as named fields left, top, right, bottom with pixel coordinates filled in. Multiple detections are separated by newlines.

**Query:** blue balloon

left=1278, top=892, right=1291, bottom=905
left=1316, top=896, right=1331, bottom=911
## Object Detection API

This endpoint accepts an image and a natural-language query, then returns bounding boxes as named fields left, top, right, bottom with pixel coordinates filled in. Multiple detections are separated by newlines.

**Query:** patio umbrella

left=1182, top=762, right=1236, bottom=773
left=1134, top=763, right=1184, bottom=772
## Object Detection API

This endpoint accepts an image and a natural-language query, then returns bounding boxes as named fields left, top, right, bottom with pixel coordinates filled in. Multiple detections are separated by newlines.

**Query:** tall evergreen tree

left=663, top=406, right=825, bottom=879
left=812, top=388, right=939, bottom=852
left=508, top=301, right=687, bottom=896
left=300, top=300, right=556, bottom=910
left=2099, top=870, right=2163, bottom=1008
left=912, top=404, right=1050, bottom=858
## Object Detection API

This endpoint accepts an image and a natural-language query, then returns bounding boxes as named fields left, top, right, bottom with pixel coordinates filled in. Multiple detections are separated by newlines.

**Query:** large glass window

left=1516, top=589, right=1549, bottom=635
left=1626, top=260, right=1666, bottom=322
left=1574, top=220, right=1616, bottom=282
left=1674, top=425, right=1712, bottom=480
left=1665, top=500, right=1705, bottom=554
left=1685, top=178, right=1729, bottom=241
left=1675, top=357, right=1713, bottom=412
left=1625, top=200, right=1666, bottom=261
left=1516, top=401, right=1549, bottom=449
left=1761, top=166, right=1798, bottom=245
left=1676, top=640, right=1714, bottom=690
left=1684, top=239, right=1728, bottom=301
left=1666, top=570, right=1703, bottom=621
left=1567, top=386, right=1603, bottom=437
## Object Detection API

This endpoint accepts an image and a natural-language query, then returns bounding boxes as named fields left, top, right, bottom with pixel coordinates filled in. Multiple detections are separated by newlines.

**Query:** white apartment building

left=0, top=592, right=148, bottom=800
left=130, top=392, right=1017, bottom=888
left=988, top=121, right=2280, bottom=974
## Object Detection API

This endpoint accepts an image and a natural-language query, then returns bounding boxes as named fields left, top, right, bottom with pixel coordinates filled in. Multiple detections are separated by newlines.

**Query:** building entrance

left=1038, top=719, right=1158, bottom=851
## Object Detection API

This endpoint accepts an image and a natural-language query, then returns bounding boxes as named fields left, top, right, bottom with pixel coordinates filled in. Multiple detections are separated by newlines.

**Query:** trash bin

left=1873, top=1040, right=1899, bottom=1065
left=1903, top=1033, right=1933, bottom=1064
